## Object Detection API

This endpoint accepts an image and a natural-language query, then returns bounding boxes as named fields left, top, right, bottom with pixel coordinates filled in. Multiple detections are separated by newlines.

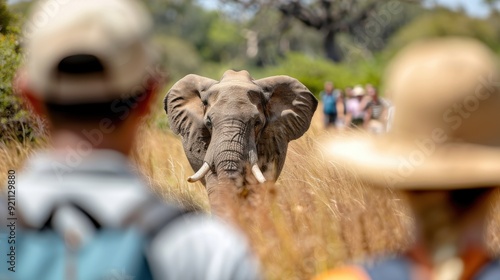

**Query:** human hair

left=42, top=54, right=151, bottom=128
left=44, top=92, right=147, bottom=127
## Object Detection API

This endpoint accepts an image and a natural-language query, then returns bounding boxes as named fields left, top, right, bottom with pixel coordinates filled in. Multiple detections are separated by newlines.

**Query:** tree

left=385, top=8, right=500, bottom=55
left=484, top=0, right=500, bottom=13
left=0, top=0, right=12, bottom=35
left=1, top=0, right=44, bottom=142
left=219, top=0, right=422, bottom=62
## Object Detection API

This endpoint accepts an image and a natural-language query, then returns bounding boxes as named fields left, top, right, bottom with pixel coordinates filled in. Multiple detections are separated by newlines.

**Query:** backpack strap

left=474, top=259, right=500, bottom=280
left=124, top=196, right=192, bottom=238
left=360, top=256, right=412, bottom=280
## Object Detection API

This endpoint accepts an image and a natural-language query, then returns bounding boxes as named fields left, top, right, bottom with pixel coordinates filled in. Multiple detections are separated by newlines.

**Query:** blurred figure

left=335, top=89, right=347, bottom=130
left=316, top=38, right=500, bottom=279
left=320, top=81, right=341, bottom=129
left=345, top=85, right=366, bottom=128
left=363, top=86, right=390, bottom=134
left=2, top=0, right=261, bottom=279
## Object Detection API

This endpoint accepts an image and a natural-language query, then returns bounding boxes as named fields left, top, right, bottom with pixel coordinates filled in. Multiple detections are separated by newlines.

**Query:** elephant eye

left=202, top=100, right=208, bottom=106
left=205, top=117, right=212, bottom=129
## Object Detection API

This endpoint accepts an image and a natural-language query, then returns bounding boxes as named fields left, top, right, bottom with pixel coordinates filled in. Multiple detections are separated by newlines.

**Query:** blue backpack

left=12, top=199, right=189, bottom=280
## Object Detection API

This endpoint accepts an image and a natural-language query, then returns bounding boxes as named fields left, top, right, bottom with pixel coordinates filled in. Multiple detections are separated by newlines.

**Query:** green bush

left=259, top=52, right=383, bottom=96
left=0, top=2, right=42, bottom=144
left=386, top=9, right=500, bottom=55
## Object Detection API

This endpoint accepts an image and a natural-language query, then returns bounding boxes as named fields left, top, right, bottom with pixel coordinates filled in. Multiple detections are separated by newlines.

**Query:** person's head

left=15, top=0, right=164, bottom=154
left=325, top=37, right=500, bottom=250
left=366, top=85, right=377, bottom=98
left=324, top=81, right=334, bottom=93
left=365, top=83, right=373, bottom=92
left=344, top=86, right=353, bottom=98
left=352, top=85, right=365, bottom=100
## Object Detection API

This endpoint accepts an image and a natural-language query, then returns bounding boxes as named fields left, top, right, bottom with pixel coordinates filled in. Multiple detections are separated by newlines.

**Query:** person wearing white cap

left=345, top=85, right=366, bottom=128
left=314, top=37, right=500, bottom=279
left=2, top=0, right=261, bottom=279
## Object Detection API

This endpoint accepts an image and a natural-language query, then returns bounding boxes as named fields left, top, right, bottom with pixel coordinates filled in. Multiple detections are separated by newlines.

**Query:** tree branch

left=277, top=1, right=323, bottom=30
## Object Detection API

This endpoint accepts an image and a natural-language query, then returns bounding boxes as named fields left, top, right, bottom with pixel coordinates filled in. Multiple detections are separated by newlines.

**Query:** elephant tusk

left=251, top=164, right=266, bottom=184
left=188, top=162, right=210, bottom=183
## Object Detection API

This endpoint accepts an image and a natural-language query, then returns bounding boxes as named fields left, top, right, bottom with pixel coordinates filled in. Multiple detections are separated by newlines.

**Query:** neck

left=405, top=189, right=494, bottom=276
left=50, top=127, right=135, bottom=156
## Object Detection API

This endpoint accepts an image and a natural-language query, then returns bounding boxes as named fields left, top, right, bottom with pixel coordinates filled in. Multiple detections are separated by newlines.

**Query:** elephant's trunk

left=189, top=119, right=266, bottom=186
left=211, top=121, right=250, bottom=186
left=214, top=146, right=245, bottom=184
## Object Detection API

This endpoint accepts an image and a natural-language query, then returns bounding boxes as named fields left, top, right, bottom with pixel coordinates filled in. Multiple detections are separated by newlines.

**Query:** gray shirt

left=7, top=149, right=261, bottom=280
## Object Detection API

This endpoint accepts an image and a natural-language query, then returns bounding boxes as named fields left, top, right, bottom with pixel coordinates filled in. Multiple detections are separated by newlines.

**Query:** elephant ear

left=256, top=75, right=318, bottom=141
left=254, top=76, right=318, bottom=178
left=164, top=74, right=218, bottom=171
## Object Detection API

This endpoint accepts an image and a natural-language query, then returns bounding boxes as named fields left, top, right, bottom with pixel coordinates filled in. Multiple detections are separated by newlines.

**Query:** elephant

left=164, top=70, right=318, bottom=210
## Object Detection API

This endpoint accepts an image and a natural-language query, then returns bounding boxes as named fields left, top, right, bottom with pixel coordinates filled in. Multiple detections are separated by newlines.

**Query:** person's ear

left=13, top=68, right=47, bottom=118
left=134, top=77, right=162, bottom=117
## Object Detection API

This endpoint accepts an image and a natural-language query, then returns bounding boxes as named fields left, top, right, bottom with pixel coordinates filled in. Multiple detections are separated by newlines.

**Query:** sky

left=6, top=0, right=497, bottom=18
left=427, top=0, right=495, bottom=18
left=197, top=0, right=496, bottom=18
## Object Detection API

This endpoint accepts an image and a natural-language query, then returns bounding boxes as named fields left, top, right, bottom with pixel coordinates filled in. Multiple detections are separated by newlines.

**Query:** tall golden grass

left=10, top=105, right=500, bottom=279
left=130, top=110, right=414, bottom=279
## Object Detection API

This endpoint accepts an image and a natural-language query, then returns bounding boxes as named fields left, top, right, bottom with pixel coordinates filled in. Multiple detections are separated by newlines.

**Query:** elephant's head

left=165, top=70, right=317, bottom=201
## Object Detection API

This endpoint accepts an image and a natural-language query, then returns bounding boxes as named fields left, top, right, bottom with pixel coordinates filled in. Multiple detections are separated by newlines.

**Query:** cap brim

left=322, top=132, right=500, bottom=189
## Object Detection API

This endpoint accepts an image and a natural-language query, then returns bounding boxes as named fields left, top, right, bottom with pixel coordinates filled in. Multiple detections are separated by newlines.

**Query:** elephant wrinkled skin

left=164, top=70, right=318, bottom=211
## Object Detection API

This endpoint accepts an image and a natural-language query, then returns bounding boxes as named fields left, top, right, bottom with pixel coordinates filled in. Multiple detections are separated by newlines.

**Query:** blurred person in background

left=335, top=88, right=347, bottom=130
left=315, top=38, right=500, bottom=280
left=345, top=85, right=366, bottom=128
left=320, top=81, right=342, bottom=129
left=363, top=85, right=390, bottom=134
left=0, top=0, right=261, bottom=279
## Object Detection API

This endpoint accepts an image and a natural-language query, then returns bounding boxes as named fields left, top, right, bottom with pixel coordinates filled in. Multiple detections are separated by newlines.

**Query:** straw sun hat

left=325, top=37, right=500, bottom=189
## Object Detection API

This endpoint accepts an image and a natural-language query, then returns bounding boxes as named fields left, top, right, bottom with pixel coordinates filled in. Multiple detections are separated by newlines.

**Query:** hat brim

left=323, top=132, right=500, bottom=189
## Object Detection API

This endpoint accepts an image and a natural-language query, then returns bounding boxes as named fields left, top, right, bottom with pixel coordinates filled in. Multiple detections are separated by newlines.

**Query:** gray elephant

left=164, top=70, right=317, bottom=210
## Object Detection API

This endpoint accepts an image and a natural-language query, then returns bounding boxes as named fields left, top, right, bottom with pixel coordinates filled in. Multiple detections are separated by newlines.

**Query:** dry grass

left=1, top=110, right=415, bottom=280
left=129, top=111, right=415, bottom=279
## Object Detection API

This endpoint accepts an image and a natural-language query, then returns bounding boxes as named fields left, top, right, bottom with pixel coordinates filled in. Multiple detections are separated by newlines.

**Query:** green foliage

left=153, top=34, right=202, bottom=81
left=0, top=1, right=41, bottom=143
left=0, top=33, right=36, bottom=143
left=0, top=0, right=12, bottom=35
left=203, top=16, right=245, bottom=62
left=259, top=52, right=383, bottom=96
left=387, top=9, right=500, bottom=54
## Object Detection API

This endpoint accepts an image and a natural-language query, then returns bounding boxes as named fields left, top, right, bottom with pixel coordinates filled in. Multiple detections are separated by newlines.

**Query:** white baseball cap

left=23, top=0, right=156, bottom=104
left=352, top=85, right=365, bottom=96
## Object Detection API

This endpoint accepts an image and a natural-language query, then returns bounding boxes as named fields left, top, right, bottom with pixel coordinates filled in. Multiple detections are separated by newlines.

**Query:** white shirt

left=9, top=149, right=261, bottom=280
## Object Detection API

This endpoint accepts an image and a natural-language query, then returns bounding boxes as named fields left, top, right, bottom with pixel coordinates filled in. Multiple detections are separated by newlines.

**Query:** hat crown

left=24, top=0, right=155, bottom=104
left=386, top=38, right=500, bottom=146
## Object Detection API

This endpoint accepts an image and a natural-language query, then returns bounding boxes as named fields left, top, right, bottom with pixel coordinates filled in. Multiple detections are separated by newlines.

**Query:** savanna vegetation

left=2, top=0, right=500, bottom=279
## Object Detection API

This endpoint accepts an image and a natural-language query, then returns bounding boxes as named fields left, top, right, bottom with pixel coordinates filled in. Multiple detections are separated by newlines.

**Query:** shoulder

left=148, top=214, right=261, bottom=280
left=475, top=259, right=500, bottom=279
left=314, top=256, right=414, bottom=280
left=380, top=98, right=391, bottom=107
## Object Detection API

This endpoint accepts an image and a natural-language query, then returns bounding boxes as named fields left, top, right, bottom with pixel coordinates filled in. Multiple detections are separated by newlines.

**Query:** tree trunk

left=324, top=29, right=343, bottom=62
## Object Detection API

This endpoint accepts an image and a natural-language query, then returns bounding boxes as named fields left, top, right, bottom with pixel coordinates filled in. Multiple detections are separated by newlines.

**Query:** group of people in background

left=320, top=81, right=392, bottom=134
